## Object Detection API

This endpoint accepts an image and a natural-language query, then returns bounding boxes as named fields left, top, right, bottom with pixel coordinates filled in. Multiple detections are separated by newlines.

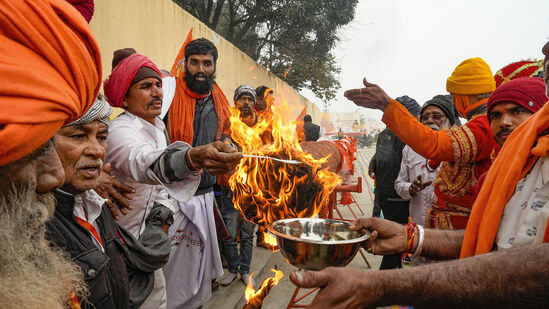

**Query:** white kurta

left=497, top=156, right=549, bottom=249
left=163, top=192, right=223, bottom=309
left=107, top=111, right=200, bottom=309
left=160, top=78, right=224, bottom=308
left=107, top=112, right=199, bottom=237
left=394, top=145, right=439, bottom=225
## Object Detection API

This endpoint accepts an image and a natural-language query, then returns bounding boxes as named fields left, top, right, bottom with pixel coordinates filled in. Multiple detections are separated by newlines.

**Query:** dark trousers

left=377, top=195, right=410, bottom=270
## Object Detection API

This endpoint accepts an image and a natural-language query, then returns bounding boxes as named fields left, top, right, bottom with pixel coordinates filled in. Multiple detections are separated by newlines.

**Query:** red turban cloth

left=103, top=53, right=161, bottom=108
left=0, top=0, right=102, bottom=166
left=66, top=0, right=94, bottom=23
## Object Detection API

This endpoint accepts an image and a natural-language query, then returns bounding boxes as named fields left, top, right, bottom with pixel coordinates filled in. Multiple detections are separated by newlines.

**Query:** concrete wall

left=89, top=0, right=320, bottom=121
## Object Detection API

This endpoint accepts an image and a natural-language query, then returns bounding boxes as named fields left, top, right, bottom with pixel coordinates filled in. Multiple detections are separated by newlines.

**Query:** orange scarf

left=461, top=102, right=549, bottom=258
left=239, top=109, right=258, bottom=127
left=167, top=75, right=231, bottom=144
left=454, top=95, right=488, bottom=118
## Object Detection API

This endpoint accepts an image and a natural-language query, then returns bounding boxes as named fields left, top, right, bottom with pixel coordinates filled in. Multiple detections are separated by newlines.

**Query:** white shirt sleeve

left=394, top=147, right=413, bottom=200
left=107, top=115, right=200, bottom=203
left=161, top=76, right=176, bottom=119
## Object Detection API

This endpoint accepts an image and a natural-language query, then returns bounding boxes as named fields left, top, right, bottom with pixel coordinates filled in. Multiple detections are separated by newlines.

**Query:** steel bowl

left=267, top=218, right=370, bottom=270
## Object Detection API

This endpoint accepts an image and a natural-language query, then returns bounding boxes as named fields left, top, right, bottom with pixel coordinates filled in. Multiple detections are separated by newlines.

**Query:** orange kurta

left=382, top=99, right=498, bottom=229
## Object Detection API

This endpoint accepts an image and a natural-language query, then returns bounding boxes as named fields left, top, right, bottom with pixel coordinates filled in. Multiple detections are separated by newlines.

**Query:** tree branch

left=210, top=0, right=225, bottom=29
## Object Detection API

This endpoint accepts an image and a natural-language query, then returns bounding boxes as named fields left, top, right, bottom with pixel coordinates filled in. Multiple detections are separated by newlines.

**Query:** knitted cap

left=421, top=94, right=461, bottom=126
left=395, top=95, right=421, bottom=116
left=494, top=60, right=544, bottom=88
left=112, top=48, right=137, bottom=71
left=234, top=84, right=257, bottom=105
left=487, top=77, right=548, bottom=118
left=446, top=57, right=496, bottom=95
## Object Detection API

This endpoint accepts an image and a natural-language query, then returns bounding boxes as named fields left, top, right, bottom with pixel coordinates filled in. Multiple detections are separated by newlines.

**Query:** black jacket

left=371, top=128, right=408, bottom=200
left=46, top=190, right=130, bottom=309
left=304, top=122, right=320, bottom=141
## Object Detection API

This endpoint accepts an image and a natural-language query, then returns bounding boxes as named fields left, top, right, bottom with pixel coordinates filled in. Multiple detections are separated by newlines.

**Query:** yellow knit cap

left=446, top=57, right=496, bottom=95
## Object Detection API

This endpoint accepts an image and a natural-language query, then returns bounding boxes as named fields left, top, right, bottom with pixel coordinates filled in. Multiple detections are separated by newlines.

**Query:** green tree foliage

left=173, top=0, right=359, bottom=101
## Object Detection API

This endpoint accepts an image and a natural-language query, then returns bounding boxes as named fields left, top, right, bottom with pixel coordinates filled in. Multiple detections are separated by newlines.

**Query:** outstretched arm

left=345, top=78, right=455, bottom=162
left=291, top=242, right=549, bottom=308
left=353, top=217, right=463, bottom=260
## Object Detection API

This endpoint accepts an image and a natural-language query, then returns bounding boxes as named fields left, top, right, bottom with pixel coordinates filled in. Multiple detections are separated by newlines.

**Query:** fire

left=262, top=232, right=279, bottom=252
left=244, top=269, right=284, bottom=309
left=229, top=99, right=340, bottom=232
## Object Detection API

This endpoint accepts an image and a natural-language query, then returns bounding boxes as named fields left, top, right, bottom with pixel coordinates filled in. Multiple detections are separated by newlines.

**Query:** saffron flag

left=170, top=28, right=193, bottom=77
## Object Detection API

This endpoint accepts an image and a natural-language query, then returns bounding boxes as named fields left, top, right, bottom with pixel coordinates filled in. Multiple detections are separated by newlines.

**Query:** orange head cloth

left=0, top=0, right=101, bottom=166
left=447, top=57, right=495, bottom=95
left=461, top=101, right=549, bottom=258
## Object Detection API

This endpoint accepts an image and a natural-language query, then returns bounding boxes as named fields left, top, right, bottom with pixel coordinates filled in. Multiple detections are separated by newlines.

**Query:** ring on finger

left=104, top=198, right=110, bottom=204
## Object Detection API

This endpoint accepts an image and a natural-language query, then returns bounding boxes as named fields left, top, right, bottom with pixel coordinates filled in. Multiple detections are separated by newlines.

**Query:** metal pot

left=267, top=218, right=370, bottom=270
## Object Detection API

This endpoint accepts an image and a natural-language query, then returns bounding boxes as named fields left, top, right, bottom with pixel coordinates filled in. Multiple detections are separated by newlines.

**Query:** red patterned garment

left=382, top=100, right=498, bottom=229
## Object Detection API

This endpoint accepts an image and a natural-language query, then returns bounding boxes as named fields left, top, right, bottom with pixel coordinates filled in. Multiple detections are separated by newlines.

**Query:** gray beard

left=0, top=183, right=86, bottom=309
left=425, top=118, right=451, bottom=131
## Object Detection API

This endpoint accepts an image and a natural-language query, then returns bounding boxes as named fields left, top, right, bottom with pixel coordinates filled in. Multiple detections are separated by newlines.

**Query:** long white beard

left=0, top=183, right=86, bottom=309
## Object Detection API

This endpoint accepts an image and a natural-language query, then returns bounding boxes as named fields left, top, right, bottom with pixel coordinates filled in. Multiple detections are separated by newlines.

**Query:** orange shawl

left=166, top=75, right=231, bottom=144
left=461, top=102, right=549, bottom=258
left=0, top=0, right=101, bottom=165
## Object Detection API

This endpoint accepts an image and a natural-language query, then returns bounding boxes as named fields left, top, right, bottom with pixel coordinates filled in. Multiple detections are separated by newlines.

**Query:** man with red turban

left=494, top=59, right=544, bottom=88
left=346, top=57, right=499, bottom=230
left=0, top=0, right=101, bottom=308
left=104, top=46, right=241, bottom=309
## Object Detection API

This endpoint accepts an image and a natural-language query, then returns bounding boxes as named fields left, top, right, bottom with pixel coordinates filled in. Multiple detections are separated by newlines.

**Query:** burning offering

left=229, top=102, right=341, bottom=229
left=243, top=268, right=284, bottom=309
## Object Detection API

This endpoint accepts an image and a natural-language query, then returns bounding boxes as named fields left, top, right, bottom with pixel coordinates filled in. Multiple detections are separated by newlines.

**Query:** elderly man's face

left=489, top=102, right=533, bottom=146
left=0, top=140, right=65, bottom=195
left=420, top=105, right=449, bottom=130
left=54, top=120, right=107, bottom=194
left=236, top=94, right=255, bottom=117
left=123, top=77, right=163, bottom=125
left=542, top=42, right=549, bottom=97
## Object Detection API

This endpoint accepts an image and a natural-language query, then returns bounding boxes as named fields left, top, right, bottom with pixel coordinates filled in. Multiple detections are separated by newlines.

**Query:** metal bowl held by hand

left=267, top=218, right=370, bottom=270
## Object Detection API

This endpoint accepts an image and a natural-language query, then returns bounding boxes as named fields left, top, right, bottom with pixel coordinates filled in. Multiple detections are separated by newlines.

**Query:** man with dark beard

left=0, top=0, right=101, bottom=308
left=162, top=38, right=233, bottom=308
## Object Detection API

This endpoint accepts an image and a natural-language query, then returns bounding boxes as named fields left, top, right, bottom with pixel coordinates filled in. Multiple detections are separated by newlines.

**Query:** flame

left=244, top=269, right=284, bottom=308
left=263, top=232, right=279, bottom=252
left=229, top=98, right=340, bottom=233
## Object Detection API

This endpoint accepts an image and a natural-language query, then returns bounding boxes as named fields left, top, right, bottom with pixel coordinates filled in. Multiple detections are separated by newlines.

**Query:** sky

left=300, top=0, right=549, bottom=121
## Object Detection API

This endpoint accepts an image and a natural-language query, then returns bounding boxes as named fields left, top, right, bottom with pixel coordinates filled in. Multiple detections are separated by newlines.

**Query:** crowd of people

left=290, top=48, right=549, bottom=308
left=2, top=1, right=549, bottom=309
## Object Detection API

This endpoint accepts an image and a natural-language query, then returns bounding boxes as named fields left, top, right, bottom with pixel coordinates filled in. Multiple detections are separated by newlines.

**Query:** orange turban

left=0, top=0, right=101, bottom=166
left=446, top=57, right=496, bottom=95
